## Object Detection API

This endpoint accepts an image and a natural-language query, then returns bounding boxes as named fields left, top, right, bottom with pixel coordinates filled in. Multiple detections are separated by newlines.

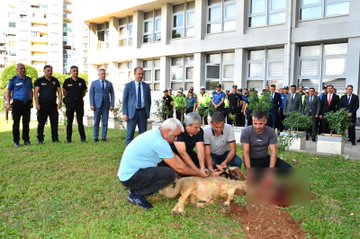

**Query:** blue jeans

left=94, top=106, right=109, bottom=140
left=211, top=151, right=242, bottom=168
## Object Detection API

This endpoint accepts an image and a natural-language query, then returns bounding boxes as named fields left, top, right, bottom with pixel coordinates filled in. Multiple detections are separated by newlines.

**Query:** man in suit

left=267, top=84, right=282, bottom=130
left=303, top=88, right=320, bottom=142
left=89, top=68, right=115, bottom=142
left=319, top=84, right=340, bottom=134
left=339, top=85, right=359, bottom=145
left=122, top=67, right=151, bottom=145
left=284, top=85, right=302, bottom=117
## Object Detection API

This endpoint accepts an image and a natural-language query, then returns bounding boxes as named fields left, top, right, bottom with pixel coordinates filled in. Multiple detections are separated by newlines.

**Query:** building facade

left=84, top=0, right=360, bottom=114
left=0, top=0, right=77, bottom=74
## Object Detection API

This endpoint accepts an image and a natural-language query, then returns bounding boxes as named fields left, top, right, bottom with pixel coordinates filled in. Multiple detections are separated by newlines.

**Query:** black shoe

left=24, top=141, right=31, bottom=146
left=94, top=138, right=99, bottom=143
left=352, top=142, right=356, bottom=146
left=312, top=138, right=316, bottom=142
left=357, top=139, right=360, bottom=143
left=66, top=139, right=71, bottom=144
left=13, top=143, right=20, bottom=148
left=81, top=140, right=87, bottom=144
left=101, top=138, right=107, bottom=142
left=38, top=141, right=44, bottom=145
left=52, top=139, right=60, bottom=143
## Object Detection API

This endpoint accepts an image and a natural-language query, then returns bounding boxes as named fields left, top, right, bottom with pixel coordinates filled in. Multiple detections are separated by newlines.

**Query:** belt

left=13, top=99, right=31, bottom=104
left=136, top=108, right=145, bottom=110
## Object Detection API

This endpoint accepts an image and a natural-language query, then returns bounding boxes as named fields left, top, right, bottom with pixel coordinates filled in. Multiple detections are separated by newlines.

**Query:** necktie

left=348, top=95, right=351, bottom=105
left=101, top=80, right=105, bottom=91
left=137, top=82, right=142, bottom=109
left=328, top=94, right=332, bottom=106
left=310, top=96, right=313, bottom=103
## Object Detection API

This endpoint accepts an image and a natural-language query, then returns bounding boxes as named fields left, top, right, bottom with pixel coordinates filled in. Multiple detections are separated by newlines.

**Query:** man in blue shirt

left=6, top=63, right=33, bottom=147
left=118, top=118, right=208, bottom=210
left=211, top=84, right=226, bottom=115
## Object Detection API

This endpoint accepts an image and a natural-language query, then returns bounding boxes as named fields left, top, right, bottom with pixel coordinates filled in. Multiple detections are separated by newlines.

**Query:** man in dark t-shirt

left=170, top=112, right=206, bottom=174
left=240, top=111, right=291, bottom=169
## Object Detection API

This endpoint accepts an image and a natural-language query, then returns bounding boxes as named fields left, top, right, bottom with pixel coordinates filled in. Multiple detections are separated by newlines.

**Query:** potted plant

left=248, top=91, right=272, bottom=116
left=112, top=99, right=125, bottom=130
left=317, top=108, right=352, bottom=155
left=173, top=95, right=186, bottom=122
left=281, top=112, right=312, bottom=150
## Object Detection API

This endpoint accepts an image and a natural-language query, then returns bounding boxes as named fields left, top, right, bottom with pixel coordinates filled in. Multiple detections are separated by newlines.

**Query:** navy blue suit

left=339, top=94, right=359, bottom=143
left=89, top=79, right=115, bottom=140
left=267, top=92, right=282, bottom=129
left=122, top=81, right=151, bottom=145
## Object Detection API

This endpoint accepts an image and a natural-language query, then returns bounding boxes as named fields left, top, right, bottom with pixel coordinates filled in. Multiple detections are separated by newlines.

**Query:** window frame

left=248, top=0, right=287, bottom=28
left=205, top=51, right=235, bottom=90
left=143, top=9, right=161, bottom=44
left=119, top=16, right=133, bottom=47
left=299, top=0, right=350, bottom=22
left=170, top=55, right=194, bottom=90
left=207, top=0, right=236, bottom=34
left=172, top=2, right=195, bottom=39
left=142, top=59, right=161, bottom=91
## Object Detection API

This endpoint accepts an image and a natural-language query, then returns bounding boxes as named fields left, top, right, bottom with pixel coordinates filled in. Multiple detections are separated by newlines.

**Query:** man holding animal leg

left=204, top=112, right=242, bottom=174
left=170, top=112, right=207, bottom=175
left=118, top=118, right=208, bottom=210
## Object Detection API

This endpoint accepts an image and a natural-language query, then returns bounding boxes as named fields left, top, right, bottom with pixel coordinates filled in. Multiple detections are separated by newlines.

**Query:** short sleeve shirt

left=212, top=91, right=226, bottom=105
left=7, top=76, right=33, bottom=102
left=63, top=77, right=87, bottom=102
left=171, top=127, right=204, bottom=154
left=34, top=76, right=60, bottom=105
left=118, top=128, right=174, bottom=181
left=240, top=126, right=277, bottom=159
left=203, top=124, right=236, bottom=155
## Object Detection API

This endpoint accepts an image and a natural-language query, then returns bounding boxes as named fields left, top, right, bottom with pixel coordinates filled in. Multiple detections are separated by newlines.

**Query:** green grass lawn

left=0, top=115, right=359, bottom=238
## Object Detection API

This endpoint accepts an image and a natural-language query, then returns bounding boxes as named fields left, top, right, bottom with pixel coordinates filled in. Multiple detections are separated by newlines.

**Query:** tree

left=0, top=64, right=38, bottom=89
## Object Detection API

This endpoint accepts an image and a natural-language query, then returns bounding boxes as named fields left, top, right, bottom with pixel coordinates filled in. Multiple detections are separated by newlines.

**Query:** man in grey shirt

left=204, top=112, right=242, bottom=173
left=240, top=111, right=291, bottom=168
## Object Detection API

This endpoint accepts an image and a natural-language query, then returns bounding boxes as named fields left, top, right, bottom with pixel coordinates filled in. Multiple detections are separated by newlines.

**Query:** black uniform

left=162, top=95, right=173, bottom=120
left=63, top=77, right=87, bottom=142
left=228, top=93, right=242, bottom=126
left=34, top=76, right=60, bottom=142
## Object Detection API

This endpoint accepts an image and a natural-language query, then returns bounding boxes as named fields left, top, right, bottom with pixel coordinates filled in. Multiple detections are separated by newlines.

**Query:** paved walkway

left=288, top=128, right=360, bottom=160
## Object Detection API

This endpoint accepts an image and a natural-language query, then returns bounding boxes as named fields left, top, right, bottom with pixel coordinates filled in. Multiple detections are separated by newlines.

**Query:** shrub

left=325, top=108, right=352, bottom=138
left=283, top=112, right=312, bottom=132
left=248, top=91, right=272, bottom=116
left=154, top=98, right=172, bottom=122
left=0, top=64, right=38, bottom=89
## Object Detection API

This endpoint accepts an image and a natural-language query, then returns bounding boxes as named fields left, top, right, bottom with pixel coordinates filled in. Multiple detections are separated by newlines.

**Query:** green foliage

left=52, top=72, right=69, bottom=86
left=113, top=99, right=124, bottom=129
left=325, top=108, right=352, bottom=137
left=248, top=91, right=272, bottom=116
left=0, top=64, right=38, bottom=89
left=154, top=98, right=173, bottom=122
left=278, top=132, right=299, bottom=153
left=173, top=95, right=186, bottom=111
left=283, top=112, right=312, bottom=132
left=78, top=74, right=88, bottom=85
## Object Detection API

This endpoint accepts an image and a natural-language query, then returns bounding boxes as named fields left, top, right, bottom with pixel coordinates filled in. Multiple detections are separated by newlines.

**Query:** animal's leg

left=174, top=186, right=195, bottom=215
left=224, top=188, right=236, bottom=207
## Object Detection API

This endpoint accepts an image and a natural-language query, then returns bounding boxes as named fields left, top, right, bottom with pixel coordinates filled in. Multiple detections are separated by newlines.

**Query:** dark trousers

left=321, top=118, right=330, bottom=134
left=306, top=115, right=318, bottom=140
left=125, top=108, right=147, bottom=145
left=176, top=110, right=184, bottom=122
left=348, top=118, right=356, bottom=143
left=200, top=107, right=209, bottom=125
left=37, top=103, right=59, bottom=142
left=93, top=106, right=109, bottom=140
left=267, top=110, right=278, bottom=130
left=250, top=155, right=292, bottom=169
left=236, top=112, right=245, bottom=127
left=121, top=167, right=176, bottom=196
left=246, top=110, right=252, bottom=126
left=12, top=100, right=31, bottom=143
left=277, top=110, right=285, bottom=132
left=66, top=103, right=86, bottom=141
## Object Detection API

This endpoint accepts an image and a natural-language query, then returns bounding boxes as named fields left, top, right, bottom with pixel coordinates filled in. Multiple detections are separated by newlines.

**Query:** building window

left=8, top=22, right=16, bottom=28
left=143, top=10, right=161, bottom=43
left=248, top=0, right=286, bottom=28
left=207, top=0, right=236, bottom=33
left=298, top=43, right=347, bottom=91
left=172, top=1, right=195, bottom=39
left=170, top=56, right=194, bottom=90
left=143, top=59, right=160, bottom=91
left=205, top=52, right=234, bottom=90
left=118, top=62, right=132, bottom=91
left=119, top=16, right=133, bottom=47
left=97, top=22, right=109, bottom=50
left=300, top=0, right=349, bottom=21
left=247, top=48, right=284, bottom=90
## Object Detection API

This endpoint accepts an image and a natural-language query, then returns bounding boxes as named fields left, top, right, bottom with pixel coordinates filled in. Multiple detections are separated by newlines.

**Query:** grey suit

left=303, top=95, right=320, bottom=140
left=284, top=93, right=302, bottom=115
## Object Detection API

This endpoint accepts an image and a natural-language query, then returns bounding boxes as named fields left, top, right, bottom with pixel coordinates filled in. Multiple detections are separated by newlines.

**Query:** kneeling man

left=118, top=118, right=208, bottom=210
left=204, top=112, right=242, bottom=173
left=240, top=111, right=291, bottom=168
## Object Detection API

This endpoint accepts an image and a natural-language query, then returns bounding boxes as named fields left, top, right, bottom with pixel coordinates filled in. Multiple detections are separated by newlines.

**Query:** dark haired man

left=303, top=87, right=320, bottom=142
left=63, top=66, right=87, bottom=143
left=240, top=111, right=291, bottom=169
left=34, top=65, right=62, bottom=144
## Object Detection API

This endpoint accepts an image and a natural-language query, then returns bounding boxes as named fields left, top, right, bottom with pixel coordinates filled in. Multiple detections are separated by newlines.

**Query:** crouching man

left=204, top=112, right=242, bottom=173
left=118, top=118, right=208, bottom=210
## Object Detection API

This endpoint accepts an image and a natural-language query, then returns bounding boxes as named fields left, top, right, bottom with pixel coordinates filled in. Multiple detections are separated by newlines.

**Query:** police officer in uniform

left=5, top=63, right=33, bottom=147
left=63, top=66, right=87, bottom=143
left=34, top=65, right=62, bottom=144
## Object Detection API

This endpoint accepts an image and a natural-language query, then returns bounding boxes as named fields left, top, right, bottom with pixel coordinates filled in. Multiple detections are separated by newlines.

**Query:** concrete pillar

left=133, top=10, right=143, bottom=49
left=284, top=42, right=296, bottom=87
left=234, top=48, right=245, bottom=88
left=194, top=0, right=206, bottom=41
left=193, top=52, right=205, bottom=93
left=161, top=3, right=172, bottom=45
left=109, top=17, right=119, bottom=49
left=346, top=37, right=360, bottom=95
left=160, top=56, right=171, bottom=89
